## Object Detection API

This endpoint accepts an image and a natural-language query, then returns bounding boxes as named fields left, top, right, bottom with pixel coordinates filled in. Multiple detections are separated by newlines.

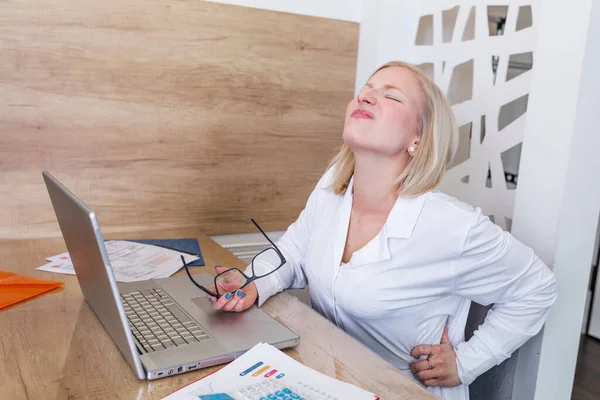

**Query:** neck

left=352, top=151, right=409, bottom=214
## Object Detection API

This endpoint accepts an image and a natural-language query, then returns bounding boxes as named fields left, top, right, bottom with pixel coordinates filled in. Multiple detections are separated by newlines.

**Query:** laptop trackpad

left=190, top=297, right=293, bottom=352
left=191, top=296, right=257, bottom=326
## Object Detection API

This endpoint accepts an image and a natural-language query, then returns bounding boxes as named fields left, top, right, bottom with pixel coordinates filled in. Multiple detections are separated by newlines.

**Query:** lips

left=351, top=109, right=374, bottom=120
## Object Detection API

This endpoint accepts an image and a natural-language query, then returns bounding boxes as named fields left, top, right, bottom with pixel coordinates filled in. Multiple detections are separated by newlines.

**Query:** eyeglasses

left=180, top=218, right=286, bottom=299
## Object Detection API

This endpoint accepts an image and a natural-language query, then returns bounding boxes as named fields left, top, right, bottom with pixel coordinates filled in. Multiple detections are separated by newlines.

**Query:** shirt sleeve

left=452, top=208, right=559, bottom=385
left=245, top=168, right=333, bottom=307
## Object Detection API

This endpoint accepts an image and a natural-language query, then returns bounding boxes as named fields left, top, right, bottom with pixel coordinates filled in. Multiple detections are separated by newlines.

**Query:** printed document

left=37, top=241, right=198, bottom=282
left=162, top=343, right=377, bottom=400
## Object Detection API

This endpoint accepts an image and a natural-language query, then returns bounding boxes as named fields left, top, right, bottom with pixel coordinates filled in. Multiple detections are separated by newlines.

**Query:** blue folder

left=127, top=238, right=205, bottom=266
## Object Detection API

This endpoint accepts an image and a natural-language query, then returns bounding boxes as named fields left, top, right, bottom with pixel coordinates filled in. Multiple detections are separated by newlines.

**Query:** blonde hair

left=328, top=61, right=458, bottom=197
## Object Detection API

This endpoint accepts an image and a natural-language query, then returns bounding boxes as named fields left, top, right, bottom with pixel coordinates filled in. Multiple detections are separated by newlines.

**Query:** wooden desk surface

left=0, top=228, right=434, bottom=399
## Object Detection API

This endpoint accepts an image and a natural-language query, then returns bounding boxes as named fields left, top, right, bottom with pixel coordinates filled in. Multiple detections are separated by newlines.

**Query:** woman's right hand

left=206, top=265, right=258, bottom=312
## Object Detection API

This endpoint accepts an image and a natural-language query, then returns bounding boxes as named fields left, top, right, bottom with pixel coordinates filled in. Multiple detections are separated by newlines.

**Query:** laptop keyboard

left=121, top=288, right=209, bottom=353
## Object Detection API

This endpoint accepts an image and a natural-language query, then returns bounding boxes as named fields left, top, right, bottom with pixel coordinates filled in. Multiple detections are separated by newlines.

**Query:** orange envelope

left=0, top=270, right=63, bottom=310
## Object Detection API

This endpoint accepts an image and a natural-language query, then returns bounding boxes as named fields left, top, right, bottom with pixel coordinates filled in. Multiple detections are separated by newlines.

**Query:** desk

left=0, top=228, right=435, bottom=399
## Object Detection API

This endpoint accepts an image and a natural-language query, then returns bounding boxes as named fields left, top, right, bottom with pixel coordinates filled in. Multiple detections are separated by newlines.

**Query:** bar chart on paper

left=162, top=343, right=377, bottom=400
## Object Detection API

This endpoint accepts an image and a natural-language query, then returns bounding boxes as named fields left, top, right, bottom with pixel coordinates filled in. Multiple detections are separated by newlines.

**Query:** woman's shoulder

left=420, top=190, right=482, bottom=229
left=397, top=191, right=483, bottom=256
left=425, top=190, right=476, bottom=213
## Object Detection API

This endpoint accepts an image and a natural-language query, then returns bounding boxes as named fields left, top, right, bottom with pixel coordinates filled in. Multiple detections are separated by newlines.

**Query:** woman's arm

left=452, top=208, right=559, bottom=385
left=248, top=168, right=333, bottom=307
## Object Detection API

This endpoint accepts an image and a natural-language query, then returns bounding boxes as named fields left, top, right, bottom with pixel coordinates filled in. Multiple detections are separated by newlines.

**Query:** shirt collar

left=345, top=175, right=428, bottom=239
left=339, top=177, right=428, bottom=267
left=386, top=192, right=429, bottom=239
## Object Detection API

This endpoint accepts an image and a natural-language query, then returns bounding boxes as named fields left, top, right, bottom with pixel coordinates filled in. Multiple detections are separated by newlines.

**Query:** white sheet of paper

left=161, top=343, right=376, bottom=400
left=37, top=241, right=199, bottom=282
left=36, top=261, right=76, bottom=275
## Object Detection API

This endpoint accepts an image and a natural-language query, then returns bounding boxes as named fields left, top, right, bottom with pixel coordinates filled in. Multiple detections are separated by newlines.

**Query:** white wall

left=515, top=0, right=600, bottom=398
left=201, top=0, right=362, bottom=22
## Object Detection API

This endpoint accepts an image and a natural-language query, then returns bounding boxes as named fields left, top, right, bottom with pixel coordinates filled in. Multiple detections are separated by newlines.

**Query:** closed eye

left=385, top=95, right=402, bottom=103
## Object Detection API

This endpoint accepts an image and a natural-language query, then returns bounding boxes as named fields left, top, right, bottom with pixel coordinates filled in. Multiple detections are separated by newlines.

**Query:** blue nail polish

left=242, top=292, right=247, bottom=298
left=225, top=292, right=232, bottom=300
left=209, top=298, right=213, bottom=303
left=237, top=289, right=243, bottom=297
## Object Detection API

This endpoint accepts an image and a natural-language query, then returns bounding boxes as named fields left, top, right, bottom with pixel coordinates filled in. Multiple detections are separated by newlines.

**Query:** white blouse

left=248, top=168, right=558, bottom=400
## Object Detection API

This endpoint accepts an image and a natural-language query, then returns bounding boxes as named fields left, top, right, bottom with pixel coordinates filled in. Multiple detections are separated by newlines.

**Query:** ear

left=408, top=139, right=420, bottom=156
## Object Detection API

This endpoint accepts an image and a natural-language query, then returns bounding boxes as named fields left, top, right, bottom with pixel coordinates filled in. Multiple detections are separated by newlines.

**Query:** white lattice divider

left=416, top=1, right=537, bottom=230
left=357, top=0, right=538, bottom=230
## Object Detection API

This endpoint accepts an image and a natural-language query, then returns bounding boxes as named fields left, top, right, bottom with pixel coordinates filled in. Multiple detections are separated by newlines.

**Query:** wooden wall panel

left=0, top=0, right=358, bottom=238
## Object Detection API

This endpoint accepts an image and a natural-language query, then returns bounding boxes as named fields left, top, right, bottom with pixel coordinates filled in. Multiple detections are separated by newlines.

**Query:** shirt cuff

left=243, top=263, right=282, bottom=308
left=455, top=333, right=505, bottom=385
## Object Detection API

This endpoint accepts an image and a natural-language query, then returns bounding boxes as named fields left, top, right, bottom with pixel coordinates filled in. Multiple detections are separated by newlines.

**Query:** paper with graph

left=162, top=342, right=377, bottom=400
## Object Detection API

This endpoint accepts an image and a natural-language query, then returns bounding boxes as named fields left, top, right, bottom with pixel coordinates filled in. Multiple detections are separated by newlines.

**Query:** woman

left=206, top=61, right=558, bottom=399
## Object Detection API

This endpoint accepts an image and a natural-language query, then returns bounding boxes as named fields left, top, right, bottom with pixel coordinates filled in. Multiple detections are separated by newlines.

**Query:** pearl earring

left=408, top=146, right=415, bottom=154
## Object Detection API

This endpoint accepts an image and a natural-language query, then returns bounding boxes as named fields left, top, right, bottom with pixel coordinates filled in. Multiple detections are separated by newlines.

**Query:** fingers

left=233, top=295, right=249, bottom=312
left=440, top=326, right=450, bottom=344
left=214, top=265, right=227, bottom=274
left=414, top=367, right=438, bottom=383
left=205, top=285, right=217, bottom=303
left=209, top=289, right=247, bottom=312
left=216, top=281, right=241, bottom=294
left=210, top=290, right=237, bottom=311
left=214, top=266, right=236, bottom=289
left=412, top=355, right=447, bottom=384
left=423, top=379, right=441, bottom=387
left=214, top=266, right=246, bottom=293
left=205, top=266, right=249, bottom=312
left=411, top=359, right=433, bottom=374
left=210, top=289, right=235, bottom=310
left=411, top=344, right=434, bottom=358
left=411, top=341, right=461, bottom=388
left=222, top=290, right=246, bottom=311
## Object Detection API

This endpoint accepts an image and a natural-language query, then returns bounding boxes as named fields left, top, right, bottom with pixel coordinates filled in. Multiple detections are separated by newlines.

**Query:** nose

left=357, top=87, right=377, bottom=106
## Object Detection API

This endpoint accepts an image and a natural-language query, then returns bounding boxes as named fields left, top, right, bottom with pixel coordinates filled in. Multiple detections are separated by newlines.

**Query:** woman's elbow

left=538, top=268, right=559, bottom=309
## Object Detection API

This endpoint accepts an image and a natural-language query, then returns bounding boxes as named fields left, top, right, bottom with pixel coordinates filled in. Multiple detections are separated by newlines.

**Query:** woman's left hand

left=410, top=327, right=461, bottom=387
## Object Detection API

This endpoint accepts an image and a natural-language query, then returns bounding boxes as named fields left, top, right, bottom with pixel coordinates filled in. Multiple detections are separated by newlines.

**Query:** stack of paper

left=162, top=343, right=377, bottom=400
left=36, top=241, right=199, bottom=282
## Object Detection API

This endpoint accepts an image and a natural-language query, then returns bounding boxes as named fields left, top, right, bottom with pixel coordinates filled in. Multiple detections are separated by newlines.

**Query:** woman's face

left=343, top=66, right=423, bottom=157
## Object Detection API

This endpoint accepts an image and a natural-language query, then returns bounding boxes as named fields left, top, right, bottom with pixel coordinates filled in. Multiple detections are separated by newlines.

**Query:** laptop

left=42, top=171, right=300, bottom=380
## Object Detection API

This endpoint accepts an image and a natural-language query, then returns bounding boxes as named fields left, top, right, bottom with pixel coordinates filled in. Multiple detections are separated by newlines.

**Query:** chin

left=342, top=130, right=365, bottom=149
left=344, top=136, right=378, bottom=154
left=344, top=135, right=402, bottom=158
